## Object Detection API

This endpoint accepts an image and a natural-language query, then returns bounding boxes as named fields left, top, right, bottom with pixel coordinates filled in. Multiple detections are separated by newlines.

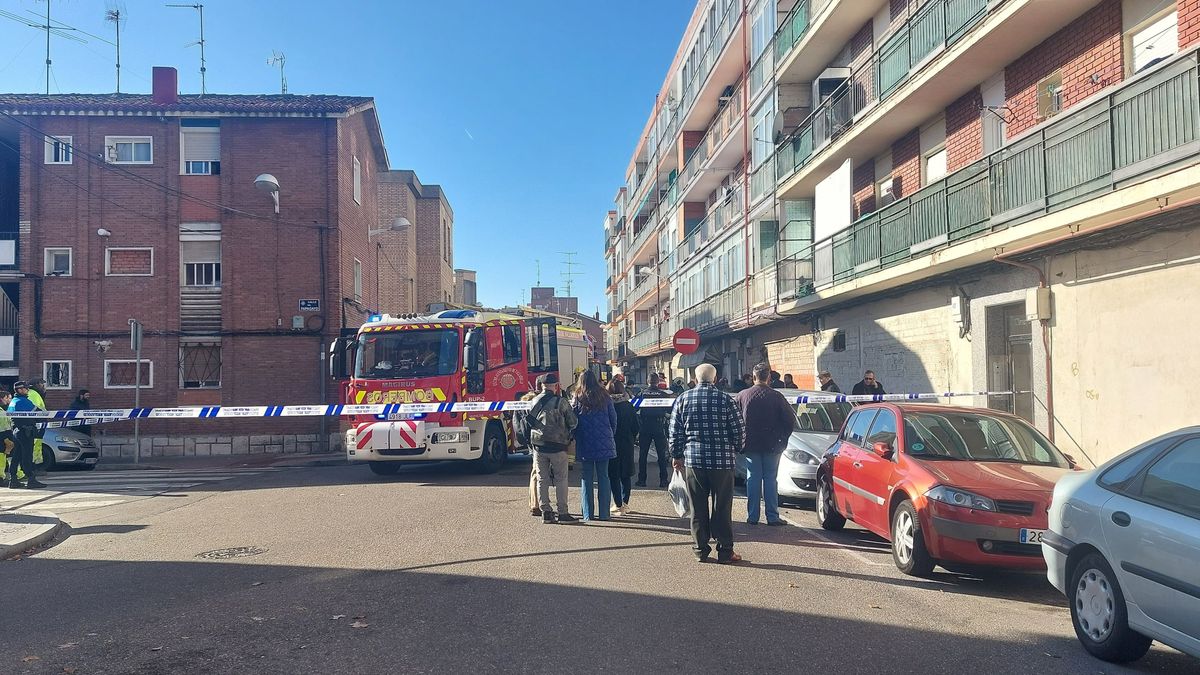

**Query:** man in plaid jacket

left=669, top=363, right=746, bottom=564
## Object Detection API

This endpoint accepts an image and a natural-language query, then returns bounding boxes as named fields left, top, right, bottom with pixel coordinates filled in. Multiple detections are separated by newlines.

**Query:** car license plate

left=1019, top=528, right=1045, bottom=544
left=387, top=413, right=415, bottom=421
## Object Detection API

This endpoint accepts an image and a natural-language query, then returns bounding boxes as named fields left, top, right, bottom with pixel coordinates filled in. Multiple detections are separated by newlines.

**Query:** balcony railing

left=629, top=272, right=663, bottom=308
left=676, top=182, right=745, bottom=265
left=681, top=0, right=741, bottom=117
left=774, top=0, right=992, bottom=188
left=749, top=44, right=774, bottom=100
left=679, top=80, right=746, bottom=194
left=751, top=160, right=774, bottom=203
left=629, top=324, right=669, bottom=355
left=677, top=281, right=746, bottom=334
left=776, top=50, right=1200, bottom=300
left=773, top=0, right=832, bottom=65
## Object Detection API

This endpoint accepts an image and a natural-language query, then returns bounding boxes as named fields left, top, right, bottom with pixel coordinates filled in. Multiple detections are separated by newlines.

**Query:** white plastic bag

left=668, top=469, right=692, bottom=518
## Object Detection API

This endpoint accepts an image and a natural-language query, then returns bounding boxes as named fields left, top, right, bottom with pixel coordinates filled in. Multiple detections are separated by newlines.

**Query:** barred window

left=180, top=343, right=221, bottom=389
left=104, top=360, right=153, bottom=389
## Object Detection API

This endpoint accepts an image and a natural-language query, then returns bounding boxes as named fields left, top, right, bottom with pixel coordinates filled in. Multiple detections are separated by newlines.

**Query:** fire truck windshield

left=355, top=329, right=460, bottom=379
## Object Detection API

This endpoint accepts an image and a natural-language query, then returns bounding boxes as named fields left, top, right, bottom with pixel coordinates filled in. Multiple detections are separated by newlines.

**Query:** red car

left=815, top=403, right=1078, bottom=576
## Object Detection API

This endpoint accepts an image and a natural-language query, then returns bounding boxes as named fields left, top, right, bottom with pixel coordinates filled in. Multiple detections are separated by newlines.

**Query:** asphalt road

left=0, top=457, right=1194, bottom=674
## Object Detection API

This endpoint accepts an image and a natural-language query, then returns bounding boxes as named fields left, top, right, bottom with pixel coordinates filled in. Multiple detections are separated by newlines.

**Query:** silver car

left=39, top=427, right=100, bottom=470
left=737, top=389, right=850, bottom=501
left=1043, top=427, right=1200, bottom=663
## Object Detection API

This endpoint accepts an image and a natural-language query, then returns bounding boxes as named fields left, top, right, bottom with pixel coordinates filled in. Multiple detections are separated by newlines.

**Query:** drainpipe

left=740, top=0, right=752, bottom=330
left=992, top=256, right=1055, bottom=443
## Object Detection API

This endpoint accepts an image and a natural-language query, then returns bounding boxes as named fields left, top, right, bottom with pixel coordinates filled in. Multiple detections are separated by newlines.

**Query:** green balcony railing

left=775, top=0, right=992, bottom=188
left=776, top=50, right=1200, bottom=301
left=773, top=0, right=832, bottom=66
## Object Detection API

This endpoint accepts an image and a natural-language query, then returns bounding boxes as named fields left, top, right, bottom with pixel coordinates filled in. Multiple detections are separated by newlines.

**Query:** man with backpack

left=524, top=373, right=579, bottom=524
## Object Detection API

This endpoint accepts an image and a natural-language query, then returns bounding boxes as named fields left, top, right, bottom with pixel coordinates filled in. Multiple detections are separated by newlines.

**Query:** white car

left=39, top=428, right=100, bottom=471
left=1043, top=427, right=1200, bottom=663
left=737, top=390, right=850, bottom=500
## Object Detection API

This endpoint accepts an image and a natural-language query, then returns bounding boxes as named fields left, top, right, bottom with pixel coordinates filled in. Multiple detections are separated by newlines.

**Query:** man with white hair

left=669, top=363, right=746, bottom=564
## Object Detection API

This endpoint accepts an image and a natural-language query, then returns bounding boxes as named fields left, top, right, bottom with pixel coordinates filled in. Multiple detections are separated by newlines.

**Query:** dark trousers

left=685, top=466, right=735, bottom=560
left=7, top=432, right=35, bottom=481
left=608, top=461, right=632, bottom=506
left=637, top=423, right=669, bottom=485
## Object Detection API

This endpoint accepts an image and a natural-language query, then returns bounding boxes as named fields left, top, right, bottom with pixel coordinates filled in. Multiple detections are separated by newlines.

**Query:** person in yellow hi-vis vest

left=7, top=381, right=45, bottom=489
left=26, top=377, right=48, bottom=467
left=0, top=390, right=17, bottom=479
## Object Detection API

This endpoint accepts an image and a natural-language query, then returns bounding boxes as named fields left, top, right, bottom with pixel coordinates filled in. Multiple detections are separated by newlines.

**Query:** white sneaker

left=619, top=505, right=631, bottom=516
left=610, top=504, right=621, bottom=515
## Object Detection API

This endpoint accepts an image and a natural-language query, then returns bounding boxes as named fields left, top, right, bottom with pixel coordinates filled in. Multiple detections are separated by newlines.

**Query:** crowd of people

left=518, top=361, right=875, bottom=566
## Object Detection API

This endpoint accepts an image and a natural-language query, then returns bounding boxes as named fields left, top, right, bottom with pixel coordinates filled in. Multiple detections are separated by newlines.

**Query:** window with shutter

left=181, top=120, right=220, bottom=175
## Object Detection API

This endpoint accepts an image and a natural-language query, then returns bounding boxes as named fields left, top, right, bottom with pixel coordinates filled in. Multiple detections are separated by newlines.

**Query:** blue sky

left=0, top=0, right=693, bottom=315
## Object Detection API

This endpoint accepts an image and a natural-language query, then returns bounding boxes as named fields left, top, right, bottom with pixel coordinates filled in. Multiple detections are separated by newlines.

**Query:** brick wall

left=106, top=248, right=152, bottom=275
left=945, top=87, right=983, bottom=172
left=376, top=173, right=419, bottom=314
left=1005, top=0, right=1124, bottom=138
left=1183, top=0, right=1200, bottom=48
left=891, top=129, right=921, bottom=199
left=852, top=161, right=876, bottom=219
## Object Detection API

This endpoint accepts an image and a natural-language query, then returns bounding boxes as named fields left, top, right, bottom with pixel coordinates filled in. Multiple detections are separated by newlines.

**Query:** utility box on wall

left=1025, top=287, right=1052, bottom=322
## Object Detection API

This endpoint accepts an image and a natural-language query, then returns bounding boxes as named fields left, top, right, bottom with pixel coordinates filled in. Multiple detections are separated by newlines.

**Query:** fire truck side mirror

left=329, top=337, right=353, bottom=379
left=463, top=328, right=486, bottom=394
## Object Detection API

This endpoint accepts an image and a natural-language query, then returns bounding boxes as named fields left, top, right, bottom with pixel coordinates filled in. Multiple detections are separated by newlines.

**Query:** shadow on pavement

left=65, top=524, right=149, bottom=536
left=0, top=556, right=1190, bottom=674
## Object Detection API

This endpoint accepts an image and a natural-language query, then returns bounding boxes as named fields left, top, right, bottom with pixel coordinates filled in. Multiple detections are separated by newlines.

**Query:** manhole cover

left=196, top=546, right=268, bottom=560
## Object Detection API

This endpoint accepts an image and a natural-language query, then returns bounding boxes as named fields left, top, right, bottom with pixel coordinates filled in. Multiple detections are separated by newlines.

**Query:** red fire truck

left=330, top=310, right=589, bottom=474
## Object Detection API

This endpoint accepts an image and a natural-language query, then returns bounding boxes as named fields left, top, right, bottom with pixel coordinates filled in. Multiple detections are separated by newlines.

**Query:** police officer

left=635, top=373, right=673, bottom=488
left=7, top=381, right=46, bottom=489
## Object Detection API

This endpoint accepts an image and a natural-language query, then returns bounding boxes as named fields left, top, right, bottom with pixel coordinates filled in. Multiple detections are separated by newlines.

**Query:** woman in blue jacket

left=571, top=370, right=617, bottom=521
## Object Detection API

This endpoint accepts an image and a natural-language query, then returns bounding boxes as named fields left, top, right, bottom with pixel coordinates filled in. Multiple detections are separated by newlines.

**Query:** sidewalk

left=0, top=511, right=61, bottom=560
left=93, top=452, right=347, bottom=472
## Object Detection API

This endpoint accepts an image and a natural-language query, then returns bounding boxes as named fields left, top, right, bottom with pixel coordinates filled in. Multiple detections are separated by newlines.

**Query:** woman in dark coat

left=606, top=380, right=639, bottom=515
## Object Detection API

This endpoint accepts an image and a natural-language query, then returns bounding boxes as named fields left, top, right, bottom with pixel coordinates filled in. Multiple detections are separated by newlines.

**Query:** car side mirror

left=873, top=441, right=894, bottom=460
left=1063, top=453, right=1078, bottom=469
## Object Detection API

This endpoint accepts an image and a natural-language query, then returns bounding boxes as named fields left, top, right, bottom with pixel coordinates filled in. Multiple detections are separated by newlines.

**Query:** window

left=866, top=409, right=898, bottom=448
left=106, top=136, right=153, bottom=164
left=486, top=324, right=523, bottom=368
left=794, top=402, right=852, bottom=433
left=105, top=247, right=154, bottom=276
left=352, top=156, right=362, bottom=204
left=1125, top=4, right=1178, bottom=75
left=1100, top=439, right=1172, bottom=490
left=1036, top=71, right=1064, bottom=119
left=43, top=361, right=71, bottom=389
left=180, top=120, right=220, bottom=175
left=901, top=411, right=1069, bottom=466
left=1138, top=437, right=1200, bottom=518
left=923, top=147, right=947, bottom=184
left=920, top=117, right=948, bottom=184
left=44, top=135, right=72, bottom=164
left=844, top=410, right=878, bottom=445
left=981, top=71, right=1006, bottom=154
left=104, top=360, right=153, bottom=389
left=44, top=247, right=72, bottom=276
left=180, top=342, right=221, bottom=388
left=353, top=258, right=363, bottom=302
left=180, top=225, right=221, bottom=287
left=443, top=218, right=451, bottom=262
left=832, top=331, right=847, bottom=352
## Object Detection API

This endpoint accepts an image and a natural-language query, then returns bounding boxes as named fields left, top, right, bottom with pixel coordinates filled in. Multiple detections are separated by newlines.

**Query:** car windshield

left=355, top=330, right=459, bottom=379
left=794, top=401, right=852, bottom=433
left=903, top=410, right=1069, bottom=467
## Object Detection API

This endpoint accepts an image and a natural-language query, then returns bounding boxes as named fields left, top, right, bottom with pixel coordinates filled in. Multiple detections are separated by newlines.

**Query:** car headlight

left=783, top=449, right=820, bottom=466
left=431, top=431, right=469, bottom=444
left=926, top=485, right=996, bottom=511
left=57, top=436, right=86, bottom=447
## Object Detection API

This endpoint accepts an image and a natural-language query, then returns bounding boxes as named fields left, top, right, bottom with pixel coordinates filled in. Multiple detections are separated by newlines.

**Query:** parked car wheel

left=891, top=501, right=935, bottom=576
left=368, top=461, right=401, bottom=476
left=1068, top=552, right=1152, bottom=663
left=38, top=444, right=57, bottom=472
left=816, top=479, right=845, bottom=530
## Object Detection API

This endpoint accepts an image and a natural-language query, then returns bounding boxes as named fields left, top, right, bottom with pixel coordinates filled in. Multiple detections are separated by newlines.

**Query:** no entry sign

left=672, top=328, right=700, bottom=355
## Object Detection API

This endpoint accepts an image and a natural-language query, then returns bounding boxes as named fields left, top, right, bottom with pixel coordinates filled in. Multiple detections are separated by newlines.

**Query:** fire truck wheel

left=368, top=461, right=402, bottom=476
left=475, top=424, right=507, bottom=474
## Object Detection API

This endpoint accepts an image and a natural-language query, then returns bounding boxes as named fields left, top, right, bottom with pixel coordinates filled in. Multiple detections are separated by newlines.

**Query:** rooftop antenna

left=267, top=50, right=287, bottom=94
left=535, top=259, right=541, bottom=286
left=105, top=5, right=125, bottom=93
left=167, top=3, right=206, bottom=94
left=0, top=1, right=85, bottom=94
left=558, top=251, right=582, bottom=298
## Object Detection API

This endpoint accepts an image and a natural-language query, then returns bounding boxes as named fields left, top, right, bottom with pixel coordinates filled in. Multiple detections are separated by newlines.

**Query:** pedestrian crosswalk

left=0, top=468, right=278, bottom=513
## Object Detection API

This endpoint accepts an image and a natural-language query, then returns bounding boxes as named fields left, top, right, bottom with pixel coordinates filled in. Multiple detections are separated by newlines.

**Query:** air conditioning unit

left=878, top=177, right=898, bottom=207
left=813, top=67, right=851, bottom=106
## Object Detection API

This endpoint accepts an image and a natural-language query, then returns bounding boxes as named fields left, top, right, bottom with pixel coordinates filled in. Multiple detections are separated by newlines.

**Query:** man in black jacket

left=636, top=373, right=673, bottom=488
left=851, top=370, right=886, bottom=398
left=818, top=371, right=841, bottom=393
left=735, top=363, right=794, bottom=526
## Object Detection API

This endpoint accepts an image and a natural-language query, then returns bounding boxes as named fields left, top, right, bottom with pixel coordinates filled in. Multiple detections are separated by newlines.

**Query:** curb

left=0, top=511, right=62, bottom=560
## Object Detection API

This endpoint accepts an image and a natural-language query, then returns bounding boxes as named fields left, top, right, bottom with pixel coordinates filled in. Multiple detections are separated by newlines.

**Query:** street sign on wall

left=672, top=328, right=700, bottom=355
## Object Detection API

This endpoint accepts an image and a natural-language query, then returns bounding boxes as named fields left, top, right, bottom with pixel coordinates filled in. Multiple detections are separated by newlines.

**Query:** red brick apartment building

left=0, top=67, right=451, bottom=456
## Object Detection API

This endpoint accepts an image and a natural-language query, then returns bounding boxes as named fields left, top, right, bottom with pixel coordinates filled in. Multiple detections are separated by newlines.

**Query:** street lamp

left=368, top=217, right=413, bottom=313
left=254, top=173, right=280, bottom=214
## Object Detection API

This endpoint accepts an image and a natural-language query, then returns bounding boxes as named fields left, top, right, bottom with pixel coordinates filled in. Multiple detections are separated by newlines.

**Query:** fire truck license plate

left=388, top=413, right=416, bottom=421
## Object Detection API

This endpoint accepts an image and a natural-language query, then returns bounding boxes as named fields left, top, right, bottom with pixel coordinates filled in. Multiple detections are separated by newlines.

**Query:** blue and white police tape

left=9, top=390, right=1022, bottom=428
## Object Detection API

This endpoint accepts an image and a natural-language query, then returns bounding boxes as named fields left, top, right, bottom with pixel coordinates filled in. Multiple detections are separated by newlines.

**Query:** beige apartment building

left=604, top=0, right=1200, bottom=464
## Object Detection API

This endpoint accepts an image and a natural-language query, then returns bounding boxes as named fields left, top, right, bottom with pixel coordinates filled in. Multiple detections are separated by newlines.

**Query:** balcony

left=0, top=232, right=17, bottom=270
left=774, top=0, right=1104, bottom=198
left=676, top=182, right=745, bottom=267
left=775, top=0, right=992, bottom=191
left=629, top=324, right=670, bottom=356
left=628, top=272, right=665, bottom=311
left=679, top=0, right=743, bottom=131
left=677, top=281, right=746, bottom=335
left=776, top=49, right=1200, bottom=303
left=774, top=0, right=884, bottom=84
left=679, top=80, right=745, bottom=203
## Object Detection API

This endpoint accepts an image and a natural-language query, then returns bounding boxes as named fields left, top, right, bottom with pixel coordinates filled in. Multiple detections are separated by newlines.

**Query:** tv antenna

left=167, top=3, right=207, bottom=94
left=267, top=50, right=287, bottom=94
left=534, top=259, right=541, bottom=286
left=0, top=1, right=85, bottom=94
left=558, top=251, right=582, bottom=298
left=105, top=5, right=126, bottom=93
